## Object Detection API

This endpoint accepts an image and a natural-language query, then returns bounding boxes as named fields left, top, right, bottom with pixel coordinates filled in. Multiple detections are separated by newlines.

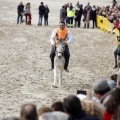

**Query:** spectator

left=52, top=111, right=69, bottom=120
left=82, top=99, right=105, bottom=120
left=75, top=1, right=80, bottom=7
left=17, top=2, right=24, bottom=24
left=64, top=4, right=68, bottom=26
left=60, top=6, right=66, bottom=22
left=74, top=5, right=81, bottom=27
left=51, top=101, right=65, bottom=112
left=39, top=112, right=57, bottom=120
left=103, top=88, right=120, bottom=120
left=66, top=3, right=69, bottom=7
left=38, top=106, right=52, bottom=117
left=39, top=112, right=69, bottom=120
left=44, top=5, right=50, bottom=26
left=96, top=6, right=101, bottom=15
left=38, top=2, right=45, bottom=26
left=25, top=3, right=31, bottom=25
left=113, top=36, right=120, bottom=69
left=83, top=2, right=92, bottom=28
left=92, top=5, right=97, bottom=28
left=113, top=16, right=120, bottom=29
left=79, top=4, right=83, bottom=27
left=107, top=80, right=117, bottom=89
left=110, top=74, right=117, bottom=82
left=20, top=103, right=38, bottom=120
left=66, top=3, right=75, bottom=28
left=112, top=0, right=117, bottom=8
left=63, top=95, right=99, bottom=120
left=92, top=80, right=111, bottom=107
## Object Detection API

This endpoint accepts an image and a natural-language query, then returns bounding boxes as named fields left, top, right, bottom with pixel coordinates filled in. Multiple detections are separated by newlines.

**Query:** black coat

left=68, top=110, right=100, bottom=120
left=39, top=5, right=45, bottom=15
left=17, top=4, right=24, bottom=14
left=92, top=9, right=96, bottom=21
left=44, top=7, right=50, bottom=17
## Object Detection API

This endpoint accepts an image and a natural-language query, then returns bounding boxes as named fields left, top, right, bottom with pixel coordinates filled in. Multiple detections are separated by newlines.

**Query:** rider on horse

left=49, top=21, right=73, bottom=72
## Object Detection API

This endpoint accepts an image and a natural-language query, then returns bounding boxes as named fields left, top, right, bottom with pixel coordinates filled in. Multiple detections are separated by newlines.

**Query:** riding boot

left=49, top=59, right=54, bottom=71
left=50, top=47, right=55, bottom=70
left=64, top=60, right=69, bottom=72
left=64, top=54, right=70, bottom=71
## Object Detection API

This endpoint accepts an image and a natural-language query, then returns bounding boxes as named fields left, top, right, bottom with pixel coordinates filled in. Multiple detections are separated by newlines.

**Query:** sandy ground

left=0, top=0, right=118, bottom=118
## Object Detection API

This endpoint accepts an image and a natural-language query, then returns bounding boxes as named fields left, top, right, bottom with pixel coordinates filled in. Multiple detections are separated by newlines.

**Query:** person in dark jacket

left=63, top=95, right=100, bottom=120
left=74, top=4, right=83, bottom=27
left=83, top=2, right=92, bottom=28
left=44, top=5, right=50, bottom=26
left=20, top=103, right=38, bottom=120
left=38, top=2, right=45, bottom=26
left=64, top=4, right=68, bottom=26
left=60, top=6, right=66, bottom=22
left=17, top=2, right=24, bottom=24
left=92, top=5, right=97, bottom=28
left=92, top=80, right=111, bottom=108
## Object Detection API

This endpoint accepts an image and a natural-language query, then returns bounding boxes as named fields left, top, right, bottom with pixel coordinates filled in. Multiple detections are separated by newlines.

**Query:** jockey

left=49, top=21, right=72, bottom=72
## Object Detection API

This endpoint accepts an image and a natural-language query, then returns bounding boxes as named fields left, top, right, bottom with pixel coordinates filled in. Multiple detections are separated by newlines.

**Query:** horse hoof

left=52, top=85, right=58, bottom=88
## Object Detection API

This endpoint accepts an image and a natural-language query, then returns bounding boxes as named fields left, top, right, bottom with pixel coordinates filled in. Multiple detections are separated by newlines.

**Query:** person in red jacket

left=103, top=88, right=120, bottom=120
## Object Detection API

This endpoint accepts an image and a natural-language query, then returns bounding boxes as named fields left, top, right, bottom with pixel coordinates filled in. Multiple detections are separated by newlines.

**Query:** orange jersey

left=56, top=28, right=68, bottom=39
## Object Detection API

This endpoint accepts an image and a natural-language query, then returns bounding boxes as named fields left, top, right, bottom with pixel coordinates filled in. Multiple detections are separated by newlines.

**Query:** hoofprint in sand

left=0, top=0, right=117, bottom=118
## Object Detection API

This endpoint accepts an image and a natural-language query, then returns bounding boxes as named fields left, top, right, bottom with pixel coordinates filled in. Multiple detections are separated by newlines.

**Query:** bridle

left=54, top=33, right=67, bottom=57
left=54, top=43, right=64, bottom=57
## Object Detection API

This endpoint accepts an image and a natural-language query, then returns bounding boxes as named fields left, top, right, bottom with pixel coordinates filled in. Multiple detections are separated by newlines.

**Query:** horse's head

left=55, top=34, right=65, bottom=59
left=55, top=40, right=65, bottom=59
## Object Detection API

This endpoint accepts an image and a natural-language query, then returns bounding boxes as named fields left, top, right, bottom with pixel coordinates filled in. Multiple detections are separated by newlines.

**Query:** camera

left=77, top=90, right=86, bottom=95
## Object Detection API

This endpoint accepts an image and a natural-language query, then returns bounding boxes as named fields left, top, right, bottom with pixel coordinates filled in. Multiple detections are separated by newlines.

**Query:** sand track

left=0, top=0, right=117, bottom=118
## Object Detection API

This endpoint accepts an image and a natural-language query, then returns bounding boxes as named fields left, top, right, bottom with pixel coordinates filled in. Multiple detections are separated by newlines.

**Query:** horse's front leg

left=59, top=68, right=64, bottom=86
left=54, top=67, right=57, bottom=85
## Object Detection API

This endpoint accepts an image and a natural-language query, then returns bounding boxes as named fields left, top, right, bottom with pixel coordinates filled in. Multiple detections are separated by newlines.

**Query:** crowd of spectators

left=60, top=2, right=96, bottom=28
left=94, top=0, right=120, bottom=30
left=60, top=0, right=120, bottom=29
left=2, top=72, right=120, bottom=120
left=17, top=2, right=50, bottom=26
left=17, top=0, right=120, bottom=30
